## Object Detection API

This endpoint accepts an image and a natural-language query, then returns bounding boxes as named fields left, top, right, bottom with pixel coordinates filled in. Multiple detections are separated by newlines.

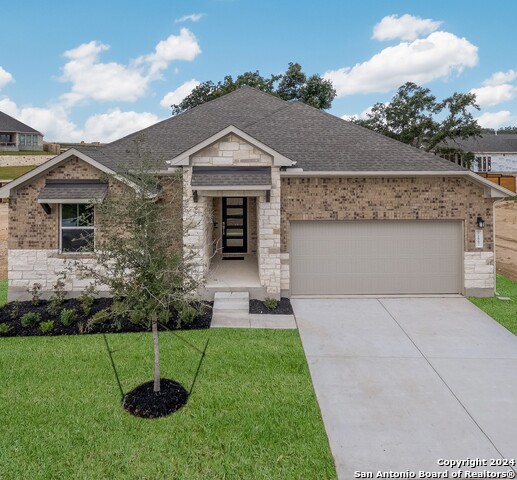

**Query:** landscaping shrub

left=60, top=308, right=78, bottom=327
left=87, top=308, right=111, bottom=330
left=8, top=301, right=19, bottom=321
left=28, top=283, right=42, bottom=306
left=178, top=305, right=197, bottom=326
left=39, top=320, right=54, bottom=333
left=0, top=323, right=12, bottom=335
left=79, top=287, right=95, bottom=316
left=263, top=297, right=279, bottom=310
left=20, top=312, right=41, bottom=328
left=47, top=280, right=67, bottom=316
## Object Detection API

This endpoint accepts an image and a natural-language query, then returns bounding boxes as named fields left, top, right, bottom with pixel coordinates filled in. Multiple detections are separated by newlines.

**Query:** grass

left=470, top=273, right=517, bottom=335
left=0, top=151, right=51, bottom=155
left=0, top=279, right=6, bottom=306
left=0, top=329, right=336, bottom=480
left=0, top=165, right=37, bottom=180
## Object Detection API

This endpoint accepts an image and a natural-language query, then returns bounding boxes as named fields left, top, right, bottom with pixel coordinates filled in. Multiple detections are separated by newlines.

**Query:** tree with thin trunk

left=70, top=156, right=206, bottom=393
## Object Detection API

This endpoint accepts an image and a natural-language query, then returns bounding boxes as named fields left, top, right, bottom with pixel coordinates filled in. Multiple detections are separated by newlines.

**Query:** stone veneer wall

left=280, top=176, right=497, bottom=296
left=188, top=133, right=281, bottom=297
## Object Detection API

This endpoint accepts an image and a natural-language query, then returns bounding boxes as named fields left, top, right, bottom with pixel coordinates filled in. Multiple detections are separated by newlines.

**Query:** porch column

left=257, top=167, right=281, bottom=299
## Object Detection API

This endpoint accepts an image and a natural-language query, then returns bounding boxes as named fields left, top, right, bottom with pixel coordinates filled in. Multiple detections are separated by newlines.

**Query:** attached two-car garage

left=289, top=221, right=463, bottom=295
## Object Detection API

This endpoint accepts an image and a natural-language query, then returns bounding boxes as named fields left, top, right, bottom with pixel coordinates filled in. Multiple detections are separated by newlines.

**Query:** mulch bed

left=122, top=378, right=189, bottom=418
left=249, top=297, right=293, bottom=315
left=0, top=298, right=212, bottom=337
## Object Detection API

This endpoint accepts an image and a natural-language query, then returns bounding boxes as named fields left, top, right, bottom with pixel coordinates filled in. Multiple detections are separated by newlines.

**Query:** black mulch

left=0, top=298, right=212, bottom=338
left=249, top=297, right=293, bottom=315
left=122, top=379, right=188, bottom=418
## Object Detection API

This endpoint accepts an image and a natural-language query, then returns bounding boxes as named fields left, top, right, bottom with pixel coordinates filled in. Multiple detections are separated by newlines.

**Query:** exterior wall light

left=476, top=216, right=485, bottom=229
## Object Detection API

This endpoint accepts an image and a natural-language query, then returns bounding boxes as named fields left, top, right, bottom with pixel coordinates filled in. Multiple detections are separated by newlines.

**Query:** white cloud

left=483, top=70, right=517, bottom=86
left=160, top=79, right=200, bottom=108
left=0, top=98, right=82, bottom=141
left=470, top=84, right=517, bottom=107
left=341, top=104, right=377, bottom=121
left=476, top=110, right=514, bottom=129
left=60, top=41, right=151, bottom=105
left=138, top=28, right=201, bottom=77
left=324, top=31, right=478, bottom=97
left=0, top=66, right=14, bottom=90
left=60, top=29, right=201, bottom=105
left=82, top=109, right=161, bottom=143
left=372, top=14, right=442, bottom=41
left=175, top=13, right=204, bottom=23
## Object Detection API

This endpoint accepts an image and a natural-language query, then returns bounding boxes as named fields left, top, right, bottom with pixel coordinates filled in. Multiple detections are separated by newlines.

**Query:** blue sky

left=1, top=0, right=516, bottom=142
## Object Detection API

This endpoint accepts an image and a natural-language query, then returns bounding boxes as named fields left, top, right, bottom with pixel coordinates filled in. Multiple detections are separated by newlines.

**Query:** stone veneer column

left=183, top=167, right=211, bottom=283
left=464, top=251, right=495, bottom=296
left=257, top=167, right=281, bottom=299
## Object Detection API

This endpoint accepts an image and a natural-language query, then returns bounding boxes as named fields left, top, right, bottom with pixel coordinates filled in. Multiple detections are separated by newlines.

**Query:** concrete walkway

left=211, top=313, right=296, bottom=329
left=292, top=298, right=517, bottom=478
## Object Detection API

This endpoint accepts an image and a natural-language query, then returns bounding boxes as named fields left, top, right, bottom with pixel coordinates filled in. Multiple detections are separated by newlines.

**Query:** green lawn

left=0, top=151, right=51, bottom=155
left=0, top=280, right=6, bottom=306
left=0, top=165, right=37, bottom=180
left=0, top=329, right=336, bottom=480
left=470, top=274, right=517, bottom=335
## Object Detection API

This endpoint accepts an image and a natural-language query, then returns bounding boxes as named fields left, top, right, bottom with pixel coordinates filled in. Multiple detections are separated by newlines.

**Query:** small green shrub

left=39, top=320, right=54, bottom=333
left=0, top=323, right=12, bottom=335
left=46, top=299, right=62, bottom=317
left=178, top=305, right=197, bottom=326
left=263, top=297, right=279, bottom=310
left=8, top=301, right=20, bottom=320
left=129, top=309, right=146, bottom=325
left=87, top=308, right=111, bottom=331
left=27, top=283, right=42, bottom=306
left=20, top=312, right=41, bottom=328
left=79, top=284, right=96, bottom=315
left=47, top=279, right=67, bottom=316
left=60, top=308, right=78, bottom=327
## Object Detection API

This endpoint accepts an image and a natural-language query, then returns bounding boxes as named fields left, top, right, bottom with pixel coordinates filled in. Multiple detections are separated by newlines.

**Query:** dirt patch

left=495, top=200, right=517, bottom=282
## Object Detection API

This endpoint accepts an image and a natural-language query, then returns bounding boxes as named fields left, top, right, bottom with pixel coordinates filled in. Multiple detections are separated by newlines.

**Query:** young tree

left=171, top=62, right=336, bottom=114
left=354, top=82, right=481, bottom=152
left=71, top=157, right=206, bottom=393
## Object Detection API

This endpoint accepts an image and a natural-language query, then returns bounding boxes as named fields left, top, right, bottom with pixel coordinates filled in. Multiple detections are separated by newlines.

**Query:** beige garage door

left=290, top=221, right=463, bottom=295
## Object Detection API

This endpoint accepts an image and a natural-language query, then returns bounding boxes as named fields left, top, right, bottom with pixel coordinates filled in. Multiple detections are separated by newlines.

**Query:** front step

left=212, top=292, right=250, bottom=328
left=213, top=292, right=250, bottom=312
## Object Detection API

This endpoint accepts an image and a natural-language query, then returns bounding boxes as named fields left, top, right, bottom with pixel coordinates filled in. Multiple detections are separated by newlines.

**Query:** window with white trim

left=476, top=156, right=492, bottom=172
left=60, top=204, right=95, bottom=252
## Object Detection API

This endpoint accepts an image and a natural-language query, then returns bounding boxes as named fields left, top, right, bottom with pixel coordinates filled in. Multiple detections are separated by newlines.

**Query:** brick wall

left=280, top=176, right=495, bottom=253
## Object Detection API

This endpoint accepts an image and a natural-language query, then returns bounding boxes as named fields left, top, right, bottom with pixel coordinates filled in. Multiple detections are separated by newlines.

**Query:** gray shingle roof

left=0, top=111, right=42, bottom=135
left=445, top=134, right=517, bottom=153
left=78, top=87, right=465, bottom=173
left=38, top=179, right=108, bottom=202
left=191, top=166, right=271, bottom=187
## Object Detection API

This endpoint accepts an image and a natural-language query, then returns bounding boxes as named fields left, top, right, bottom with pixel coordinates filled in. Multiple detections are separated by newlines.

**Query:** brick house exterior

left=0, top=88, right=511, bottom=301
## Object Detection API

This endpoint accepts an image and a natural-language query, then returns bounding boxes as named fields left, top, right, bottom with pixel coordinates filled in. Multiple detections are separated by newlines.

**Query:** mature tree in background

left=354, top=82, right=481, bottom=152
left=171, top=62, right=336, bottom=114
left=497, top=126, right=517, bottom=134
left=480, top=127, right=496, bottom=134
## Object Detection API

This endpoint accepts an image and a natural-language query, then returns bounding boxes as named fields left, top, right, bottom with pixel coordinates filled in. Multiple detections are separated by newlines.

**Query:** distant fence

left=477, top=173, right=516, bottom=193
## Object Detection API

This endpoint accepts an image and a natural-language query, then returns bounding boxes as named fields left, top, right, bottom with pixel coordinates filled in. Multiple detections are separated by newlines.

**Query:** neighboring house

left=0, top=111, right=44, bottom=152
left=0, top=87, right=512, bottom=301
left=447, top=134, right=517, bottom=173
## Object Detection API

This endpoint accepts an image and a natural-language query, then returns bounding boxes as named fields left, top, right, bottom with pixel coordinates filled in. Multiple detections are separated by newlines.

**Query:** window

left=476, top=156, right=492, bottom=172
left=60, top=204, right=95, bottom=252
left=19, top=134, right=25, bottom=146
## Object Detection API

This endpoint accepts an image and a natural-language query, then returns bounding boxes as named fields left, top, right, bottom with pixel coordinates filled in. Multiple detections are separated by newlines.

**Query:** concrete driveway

left=292, top=298, right=517, bottom=478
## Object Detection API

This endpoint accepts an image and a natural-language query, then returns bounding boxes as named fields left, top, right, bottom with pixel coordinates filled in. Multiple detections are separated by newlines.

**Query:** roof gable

left=166, top=125, right=293, bottom=167
left=0, top=111, right=42, bottom=135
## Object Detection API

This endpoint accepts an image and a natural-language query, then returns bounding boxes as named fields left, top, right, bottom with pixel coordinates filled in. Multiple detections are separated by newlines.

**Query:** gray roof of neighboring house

left=0, top=111, right=42, bottom=135
left=77, top=86, right=465, bottom=173
left=445, top=134, right=517, bottom=153
left=191, top=166, right=271, bottom=187
left=38, top=179, right=108, bottom=202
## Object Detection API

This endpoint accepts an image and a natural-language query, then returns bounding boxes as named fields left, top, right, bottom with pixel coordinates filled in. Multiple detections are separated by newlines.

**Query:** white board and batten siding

left=289, top=220, right=463, bottom=295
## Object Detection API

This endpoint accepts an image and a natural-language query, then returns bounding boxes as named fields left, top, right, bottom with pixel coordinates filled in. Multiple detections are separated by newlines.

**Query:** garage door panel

left=290, top=221, right=462, bottom=295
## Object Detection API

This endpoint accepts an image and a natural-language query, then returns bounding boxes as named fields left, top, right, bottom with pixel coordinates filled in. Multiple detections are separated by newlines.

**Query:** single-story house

left=0, top=87, right=512, bottom=301
left=0, top=111, right=44, bottom=152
